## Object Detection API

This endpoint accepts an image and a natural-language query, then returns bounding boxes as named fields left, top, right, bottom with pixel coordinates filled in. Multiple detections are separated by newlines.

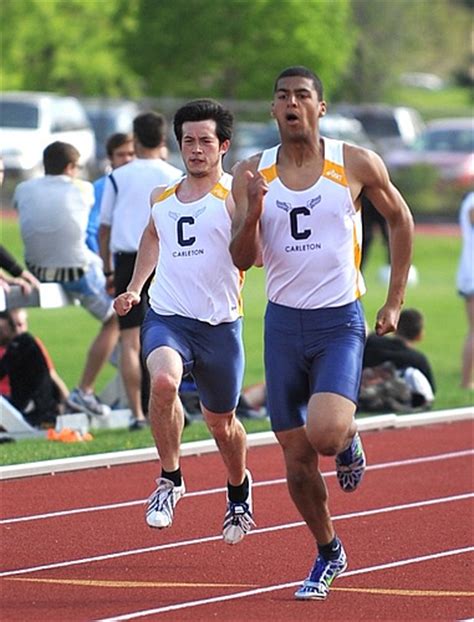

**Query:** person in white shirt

left=113, top=99, right=253, bottom=546
left=14, top=141, right=118, bottom=417
left=457, top=191, right=474, bottom=389
left=99, top=113, right=182, bottom=429
left=230, top=66, right=414, bottom=600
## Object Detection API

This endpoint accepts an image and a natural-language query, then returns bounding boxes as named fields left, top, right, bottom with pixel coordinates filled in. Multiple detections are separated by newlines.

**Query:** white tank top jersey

left=258, top=137, right=366, bottom=309
left=148, top=172, right=244, bottom=325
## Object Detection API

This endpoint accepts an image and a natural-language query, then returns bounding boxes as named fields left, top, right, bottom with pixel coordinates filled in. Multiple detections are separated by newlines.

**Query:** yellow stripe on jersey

left=322, top=160, right=348, bottom=187
left=211, top=181, right=230, bottom=200
left=260, top=164, right=278, bottom=184
left=237, top=270, right=245, bottom=316
left=155, top=184, right=179, bottom=203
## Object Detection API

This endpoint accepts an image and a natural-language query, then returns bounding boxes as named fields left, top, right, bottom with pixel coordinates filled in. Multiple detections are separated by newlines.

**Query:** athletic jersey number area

left=149, top=172, right=244, bottom=325
left=258, top=138, right=366, bottom=309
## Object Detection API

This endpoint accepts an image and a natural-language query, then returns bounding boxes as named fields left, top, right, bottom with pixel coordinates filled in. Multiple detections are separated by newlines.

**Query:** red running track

left=1, top=419, right=473, bottom=621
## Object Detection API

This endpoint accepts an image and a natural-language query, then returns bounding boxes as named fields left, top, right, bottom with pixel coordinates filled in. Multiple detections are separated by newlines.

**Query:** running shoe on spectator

left=223, top=469, right=255, bottom=545
left=129, top=418, right=149, bottom=431
left=335, top=431, right=366, bottom=492
left=66, top=387, right=111, bottom=417
left=146, top=477, right=186, bottom=529
left=294, top=543, right=348, bottom=600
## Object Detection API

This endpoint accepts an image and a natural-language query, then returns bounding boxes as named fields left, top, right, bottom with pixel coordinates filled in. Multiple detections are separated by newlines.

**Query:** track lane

left=1, top=498, right=472, bottom=621
left=1, top=451, right=471, bottom=571
left=0, top=420, right=472, bottom=621
left=1, top=419, right=472, bottom=518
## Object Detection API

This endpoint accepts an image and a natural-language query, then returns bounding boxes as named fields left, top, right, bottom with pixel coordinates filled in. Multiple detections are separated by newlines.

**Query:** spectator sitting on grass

left=9, top=307, right=70, bottom=407
left=0, top=311, right=61, bottom=428
left=363, top=308, right=435, bottom=408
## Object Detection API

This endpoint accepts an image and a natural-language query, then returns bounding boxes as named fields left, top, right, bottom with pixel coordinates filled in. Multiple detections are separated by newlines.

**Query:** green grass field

left=1, top=217, right=472, bottom=465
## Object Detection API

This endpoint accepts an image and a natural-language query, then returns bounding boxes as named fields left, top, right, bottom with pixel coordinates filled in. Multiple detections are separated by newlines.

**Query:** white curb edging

left=1, top=407, right=472, bottom=481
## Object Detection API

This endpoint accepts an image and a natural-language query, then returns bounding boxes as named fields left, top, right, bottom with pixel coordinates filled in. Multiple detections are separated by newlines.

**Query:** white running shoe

left=222, top=469, right=255, bottom=545
left=146, top=477, right=186, bottom=529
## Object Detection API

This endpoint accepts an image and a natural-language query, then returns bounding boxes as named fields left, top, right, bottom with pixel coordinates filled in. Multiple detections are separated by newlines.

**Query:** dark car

left=320, top=114, right=375, bottom=150
left=385, top=118, right=474, bottom=189
left=225, top=121, right=280, bottom=168
left=82, top=99, right=142, bottom=174
left=332, top=104, right=425, bottom=154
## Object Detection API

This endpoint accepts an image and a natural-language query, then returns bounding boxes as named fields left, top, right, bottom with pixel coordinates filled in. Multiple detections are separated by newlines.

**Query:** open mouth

left=285, top=113, right=299, bottom=122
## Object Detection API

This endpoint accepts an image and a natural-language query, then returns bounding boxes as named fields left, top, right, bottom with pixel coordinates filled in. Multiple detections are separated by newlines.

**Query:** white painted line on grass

left=0, top=492, right=472, bottom=578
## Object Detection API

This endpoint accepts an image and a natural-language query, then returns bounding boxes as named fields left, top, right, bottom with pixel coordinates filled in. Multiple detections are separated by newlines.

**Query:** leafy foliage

left=1, top=0, right=471, bottom=102
left=1, top=0, right=140, bottom=95
left=1, top=0, right=355, bottom=99
left=126, top=0, right=355, bottom=99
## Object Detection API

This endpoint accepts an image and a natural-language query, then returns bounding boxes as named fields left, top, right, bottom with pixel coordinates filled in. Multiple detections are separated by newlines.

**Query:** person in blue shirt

left=86, top=133, right=135, bottom=254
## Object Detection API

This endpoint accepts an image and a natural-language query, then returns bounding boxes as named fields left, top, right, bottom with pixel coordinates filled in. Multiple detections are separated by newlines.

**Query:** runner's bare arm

left=229, top=155, right=265, bottom=270
left=347, top=145, right=415, bottom=335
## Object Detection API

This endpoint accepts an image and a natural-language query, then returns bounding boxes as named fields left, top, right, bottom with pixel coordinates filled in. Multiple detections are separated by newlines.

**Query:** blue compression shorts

left=264, top=300, right=366, bottom=432
left=141, top=309, right=244, bottom=414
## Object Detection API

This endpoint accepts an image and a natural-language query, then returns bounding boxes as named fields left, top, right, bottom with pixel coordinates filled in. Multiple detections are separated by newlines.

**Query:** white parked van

left=0, top=92, right=96, bottom=181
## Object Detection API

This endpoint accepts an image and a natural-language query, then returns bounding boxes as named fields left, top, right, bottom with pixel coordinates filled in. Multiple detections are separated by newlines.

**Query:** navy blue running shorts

left=141, top=309, right=244, bottom=414
left=264, top=300, right=366, bottom=432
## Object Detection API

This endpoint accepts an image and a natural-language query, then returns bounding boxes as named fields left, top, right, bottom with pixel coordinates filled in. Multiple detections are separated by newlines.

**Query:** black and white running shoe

left=222, top=469, right=255, bottom=545
left=145, top=477, right=186, bottom=529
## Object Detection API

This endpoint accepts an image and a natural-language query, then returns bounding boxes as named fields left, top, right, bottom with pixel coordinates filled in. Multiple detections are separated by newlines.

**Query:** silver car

left=1, top=91, right=96, bottom=181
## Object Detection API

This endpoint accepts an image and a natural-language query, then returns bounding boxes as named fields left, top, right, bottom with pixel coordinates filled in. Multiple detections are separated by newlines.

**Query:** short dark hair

left=274, top=66, right=324, bottom=101
left=397, top=308, right=424, bottom=341
left=105, top=132, right=133, bottom=158
left=43, top=141, right=80, bottom=175
left=173, top=99, right=234, bottom=147
left=133, top=112, right=166, bottom=149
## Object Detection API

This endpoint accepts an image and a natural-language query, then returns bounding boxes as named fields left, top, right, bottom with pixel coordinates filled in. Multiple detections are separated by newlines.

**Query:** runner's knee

left=307, top=420, right=352, bottom=456
left=150, top=371, right=179, bottom=402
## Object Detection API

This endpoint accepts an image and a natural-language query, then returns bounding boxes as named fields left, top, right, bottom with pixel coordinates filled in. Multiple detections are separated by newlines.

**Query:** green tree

left=127, top=0, right=355, bottom=100
left=1, top=0, right=140, bottom=96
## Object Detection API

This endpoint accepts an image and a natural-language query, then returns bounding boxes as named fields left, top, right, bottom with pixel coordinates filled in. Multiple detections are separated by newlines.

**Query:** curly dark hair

left=173, top=99, right=233, bottom=147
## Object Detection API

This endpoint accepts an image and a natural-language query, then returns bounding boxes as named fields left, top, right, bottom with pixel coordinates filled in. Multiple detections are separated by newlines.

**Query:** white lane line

left=0, top=492, right=472, bottom=578
left=1, top=449, right=472, bottom=525
left=94, top=546, right=474, bottom=621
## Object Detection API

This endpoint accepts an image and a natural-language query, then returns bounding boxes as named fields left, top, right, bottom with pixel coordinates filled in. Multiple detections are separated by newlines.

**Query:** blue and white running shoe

left=223, top=469, right=255, bottom=545
left=294, top=544, right=348, bottom=600
left=335, top=432, right=366, bottom=492
left=146, top=477, right=185, bottom=529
